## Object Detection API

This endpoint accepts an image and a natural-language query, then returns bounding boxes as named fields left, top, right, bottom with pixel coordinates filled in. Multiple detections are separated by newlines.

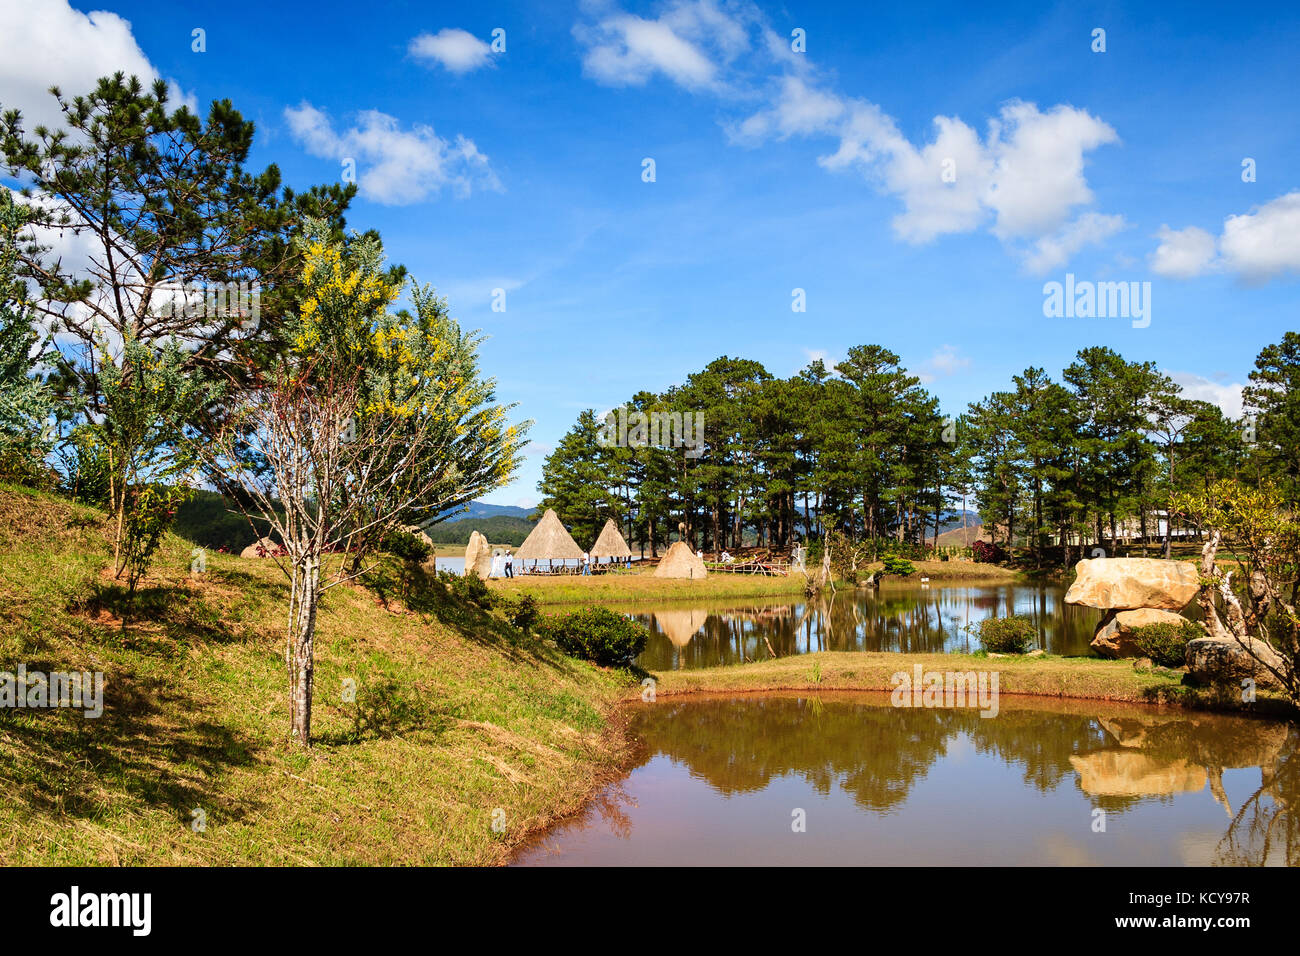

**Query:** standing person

left=504, top=550, right=514, bottom=578
left=582, top=551, right=591, bottom=575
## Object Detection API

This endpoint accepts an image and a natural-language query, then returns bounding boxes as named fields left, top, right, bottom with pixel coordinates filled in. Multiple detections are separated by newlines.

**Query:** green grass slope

left=0, top=484, right=632, bottom=865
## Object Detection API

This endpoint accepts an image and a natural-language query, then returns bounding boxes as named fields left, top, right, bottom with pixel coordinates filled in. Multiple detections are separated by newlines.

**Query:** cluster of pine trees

left=538, top=337, right=1300, bottom=567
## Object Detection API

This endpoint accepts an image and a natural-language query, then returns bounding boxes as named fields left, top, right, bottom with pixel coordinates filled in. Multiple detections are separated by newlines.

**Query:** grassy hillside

left=0, top=484, right=633, bottom=865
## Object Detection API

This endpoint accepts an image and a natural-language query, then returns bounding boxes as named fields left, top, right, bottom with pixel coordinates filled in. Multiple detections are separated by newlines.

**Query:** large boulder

left=464, top=530, right=493, bottom=579
left=1185, top=636, right=1286, bottom=691
left=1090, top=608, right=1199, bottom=659
left=1065, top=558, right=1199, bottom=611
left=404, top=525, right=434, bottom=550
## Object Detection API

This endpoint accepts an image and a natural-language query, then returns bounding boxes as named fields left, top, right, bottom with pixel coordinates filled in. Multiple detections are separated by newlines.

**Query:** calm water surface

left=513, top=694, right=1298, bottom=866
left=631, top=582, right=1105, bottom=669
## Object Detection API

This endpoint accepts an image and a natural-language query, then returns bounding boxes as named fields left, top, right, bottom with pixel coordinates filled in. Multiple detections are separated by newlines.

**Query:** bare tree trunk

left=1197, top=532, right=1230, bottom=640
left=289, top=555, right=320, bottom=746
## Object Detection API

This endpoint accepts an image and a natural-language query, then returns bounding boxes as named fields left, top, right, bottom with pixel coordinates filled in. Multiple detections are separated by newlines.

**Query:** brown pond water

left=629, top=582, right=1106, bottom=670
left=512, top=693, right=1298, bottom=866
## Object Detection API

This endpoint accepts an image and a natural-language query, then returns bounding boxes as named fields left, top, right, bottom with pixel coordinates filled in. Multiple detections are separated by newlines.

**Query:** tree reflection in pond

left=620, top=583, right=1108, bottom=670
left=514, top=694, right=1297, bottom=866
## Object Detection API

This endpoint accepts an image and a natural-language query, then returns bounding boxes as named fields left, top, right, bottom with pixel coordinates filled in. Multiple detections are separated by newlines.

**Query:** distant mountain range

left=935, top=510, right=982, bottom=535
left=434, top=501, right=533, bottom=523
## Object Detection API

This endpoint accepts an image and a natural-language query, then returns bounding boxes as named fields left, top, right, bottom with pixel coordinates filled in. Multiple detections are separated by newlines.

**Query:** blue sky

left=3, top=0, right=1299, bottom=505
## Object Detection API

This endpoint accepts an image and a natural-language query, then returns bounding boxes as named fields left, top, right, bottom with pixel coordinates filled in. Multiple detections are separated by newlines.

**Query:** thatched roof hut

left=590, top=518, right=632, bottom=559
left=515, top=509, right=584, bottom=562
left=653, top=540, right=707, bottom=579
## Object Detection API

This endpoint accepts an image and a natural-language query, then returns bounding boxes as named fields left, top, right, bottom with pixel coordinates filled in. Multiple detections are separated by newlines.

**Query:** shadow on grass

left=312, top=681, right=463, bottom=748
left=71, top=582, right=252, bottom=654
left=360, top=560, right=574, bottom=672
left=0, top=659, right=262, bottom=835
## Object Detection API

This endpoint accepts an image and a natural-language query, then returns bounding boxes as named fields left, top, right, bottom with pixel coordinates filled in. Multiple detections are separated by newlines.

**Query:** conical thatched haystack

left=653, top=541, right=707, bottom=579
left=654, top=608, right=708, bottom=646
left=465, top=530, right=493, bottom=578
left=515, top=509, right=584, bottom=563
left=590, top=518, right=632, bottom=560
left=240, top=536, right=283, bottom=559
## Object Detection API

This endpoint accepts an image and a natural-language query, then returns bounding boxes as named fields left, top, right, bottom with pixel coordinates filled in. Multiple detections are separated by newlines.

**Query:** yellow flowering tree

left=206, top=228, right=529, bottom=746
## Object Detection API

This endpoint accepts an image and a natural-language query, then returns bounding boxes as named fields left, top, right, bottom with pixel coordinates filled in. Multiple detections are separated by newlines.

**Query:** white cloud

left=1165, top=371, right=1244, bottom=419
left=928, top=344, right=970, bottom=376
left=575, top=4, right=1121, bottom=267
left=731, top=75, right=844, bottom=141
left=1149, top=192, right=1300, bottom=283
left=1219, top=191, right=1300, bottom=281
left=818, top=97, right=1118, bottom=248
left=982, top=102, right=1118, bottom=240
left=1149, top=224, right=1218, bottom=278
left=1022, top=212, right=1127, bottom=275
left=284, top=102, right=500, bottom=205
left=0, top=0, right=193, bottom=133
left=915, top=344, right=970, bottom=383
left=409, top=29, right=493, bottom=74
left=575, top=0, right=755, bottom=91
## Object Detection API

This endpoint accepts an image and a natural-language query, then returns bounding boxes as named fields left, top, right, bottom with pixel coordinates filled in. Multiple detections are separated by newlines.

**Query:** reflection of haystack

left=1069, top=751, right=1206, bottom=796
left=654, top=609, right=708, bottom=647
left=653, top=541, right=707, bottom=579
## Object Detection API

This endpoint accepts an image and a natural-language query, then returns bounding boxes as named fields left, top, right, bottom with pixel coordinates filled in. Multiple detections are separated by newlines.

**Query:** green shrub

left=878, top=540, right=928, bottom=561
left=437, top=569, right=497, bottom=609
left=385, top=528, right=433, bottom=564
left=503, top=594, right=540, bottom=635
left=1131, top=619, right=1202, bottom=667
left=881, top=555, right=916, bottom=576
left=545, top=606, right=648, bottom=667
left=972, top=615, right=1037, bottom=654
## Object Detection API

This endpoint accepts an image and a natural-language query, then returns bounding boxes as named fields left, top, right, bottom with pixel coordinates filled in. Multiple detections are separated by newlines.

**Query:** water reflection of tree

left=633, top=697, right=956, bottom=811
left=628, top=698, right=1297, bottom=850
left=1213, top=728, right=1300, bottom=866
left=636, top=585, right=1109, bottom=670
left=971, top=711, right=1109, bottom=792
